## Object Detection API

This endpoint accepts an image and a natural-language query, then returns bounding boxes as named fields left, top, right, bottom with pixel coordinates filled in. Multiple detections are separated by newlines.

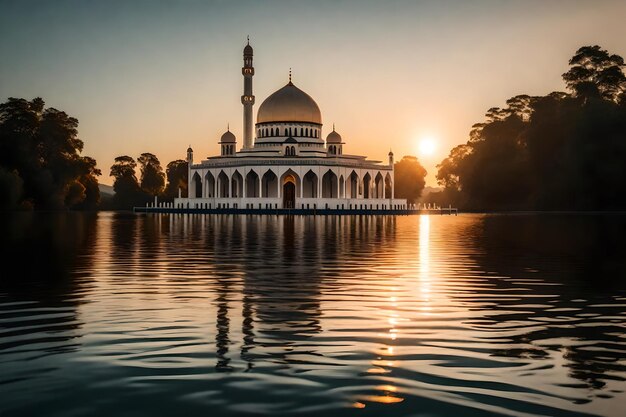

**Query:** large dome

left=257, top=82, right=322, bottom=125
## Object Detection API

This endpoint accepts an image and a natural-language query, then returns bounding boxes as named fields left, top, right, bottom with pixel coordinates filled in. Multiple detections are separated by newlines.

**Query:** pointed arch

left=374, top=172, right=384, bottom=198
left=322, top=169, right=338, bottom=198
left=261, top=169, right=278, bottom=198
left=339, top=175, right=345, bottom=198
left=231, top=170, right=243, bottom=198
left=280, top=169, right=301, bottom=198
left=192, top=172, right=202, bottom=198
left=347, top=170, right=359, bottom=198
left=302, top=170, right=318, bottom=198
left=204, top=171, right=215, bottom=198
left=217, top=170, right=229, bottom=198
left=363, top=172, right=372, bottom=199
left=246, top=170, right=260, bottom=198
left=385, top=173, right=393, bottom=199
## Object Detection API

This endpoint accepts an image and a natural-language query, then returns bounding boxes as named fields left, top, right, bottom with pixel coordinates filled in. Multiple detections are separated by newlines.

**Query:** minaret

left=186, top=146, right=193, bottom=198
left=241, top=37, right=255, bottom=149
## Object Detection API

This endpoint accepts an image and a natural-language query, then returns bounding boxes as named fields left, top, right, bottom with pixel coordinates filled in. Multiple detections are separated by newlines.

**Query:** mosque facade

left=173, top=41, right=409, bottom=213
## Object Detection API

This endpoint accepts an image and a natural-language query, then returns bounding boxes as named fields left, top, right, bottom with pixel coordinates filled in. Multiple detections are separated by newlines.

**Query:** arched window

left=292, top=146, right=296, bottom=155
left=289, top=128, right=292, bottom=136
left=285, top=128, right=288, bottom=136
left=300, top=128, right=303, bottom=136
left=306, top=128, right=309, bottom=137
left=271, top=128, right=274, bottom=136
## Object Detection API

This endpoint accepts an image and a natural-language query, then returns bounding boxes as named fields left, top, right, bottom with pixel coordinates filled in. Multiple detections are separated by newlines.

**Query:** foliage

left=163, top=159, right=188, bottom=200
left=394, top=156, right=427, bottom=204
left=0, top=97, right=101, bottom=210
left=436, top=45, right=626, bottom=210
left=109, top=155, right=146, bottom=209
left=138, top=152, right=165, bottom=196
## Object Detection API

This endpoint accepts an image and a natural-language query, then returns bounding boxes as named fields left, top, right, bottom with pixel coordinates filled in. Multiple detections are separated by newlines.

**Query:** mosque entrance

left=283, top=175, right=296, bottom=208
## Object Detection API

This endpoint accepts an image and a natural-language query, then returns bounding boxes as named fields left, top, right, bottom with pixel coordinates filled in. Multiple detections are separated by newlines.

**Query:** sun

left=418, top=137, right=437, bottom=157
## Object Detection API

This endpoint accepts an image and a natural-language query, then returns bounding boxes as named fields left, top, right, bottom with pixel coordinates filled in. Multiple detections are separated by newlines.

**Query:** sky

left=1, top=0, right=625, bottom=186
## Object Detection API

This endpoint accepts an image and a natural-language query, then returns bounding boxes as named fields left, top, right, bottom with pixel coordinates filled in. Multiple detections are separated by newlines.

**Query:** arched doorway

left=283, top=174, right=296, bottom=208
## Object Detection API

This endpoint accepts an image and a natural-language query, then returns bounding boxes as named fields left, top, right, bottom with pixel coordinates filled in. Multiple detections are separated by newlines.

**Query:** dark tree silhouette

left=163, top=159, right=188, bottom=200
left=393, top=156, right=427, bottom=204
left=110, top=156, right=144, bottom=209
left=0, top=97, right=101, bottom=210
left=436, top=45, right=626, bottom=211
left=137, top=152, right=165, bottom=197
left=563, top=45, right=626, bottom=102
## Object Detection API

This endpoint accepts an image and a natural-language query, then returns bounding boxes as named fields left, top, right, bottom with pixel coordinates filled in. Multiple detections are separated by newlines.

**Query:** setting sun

left=418, top=137, right=437, bottom=157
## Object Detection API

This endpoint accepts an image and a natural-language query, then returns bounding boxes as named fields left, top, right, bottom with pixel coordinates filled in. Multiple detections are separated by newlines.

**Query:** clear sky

left=1, top=0, right=625, bottom=186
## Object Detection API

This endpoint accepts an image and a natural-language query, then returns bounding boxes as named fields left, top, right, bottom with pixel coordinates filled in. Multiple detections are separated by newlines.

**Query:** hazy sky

left=1, top=0, right=625, bottom=185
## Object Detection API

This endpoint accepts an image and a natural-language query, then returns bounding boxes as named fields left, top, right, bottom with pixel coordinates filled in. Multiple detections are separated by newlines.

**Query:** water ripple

left=1, top=212, right=625, bottom=416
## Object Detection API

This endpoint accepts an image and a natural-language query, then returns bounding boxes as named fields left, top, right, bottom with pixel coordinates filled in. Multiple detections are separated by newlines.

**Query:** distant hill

left=98, top=184, right=115, bottom=198
left=418, top=186, right=442, bottom=203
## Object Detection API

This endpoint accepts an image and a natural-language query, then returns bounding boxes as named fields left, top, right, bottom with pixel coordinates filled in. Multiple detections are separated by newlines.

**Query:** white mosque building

left=172, top=41, right=409, bottom=213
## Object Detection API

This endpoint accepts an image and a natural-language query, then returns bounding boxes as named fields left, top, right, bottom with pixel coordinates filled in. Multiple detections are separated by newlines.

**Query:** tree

left=436, top=45, right=626, bottom=211
left=110, top=155, right=143, bottom=209
left=163, top=159, right=188, bottom=200
left=562, top=45, right=626, bottom=102
left=0, top=168, right=23, bottom=210
left=0, top=97, right=101, bottom=210
left=137, top=152, right=165, bottom=196
left=73, top=156, right=102, bottom=210
left=394, top=156, right=427, bottom=204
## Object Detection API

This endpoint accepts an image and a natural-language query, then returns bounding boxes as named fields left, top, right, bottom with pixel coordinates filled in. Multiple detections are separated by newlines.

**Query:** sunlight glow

left=418, top=137, right=437, bottom=157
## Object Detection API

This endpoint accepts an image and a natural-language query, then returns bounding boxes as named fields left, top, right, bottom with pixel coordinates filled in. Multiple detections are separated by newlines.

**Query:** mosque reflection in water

left=1, top=212, right=625, bottom=416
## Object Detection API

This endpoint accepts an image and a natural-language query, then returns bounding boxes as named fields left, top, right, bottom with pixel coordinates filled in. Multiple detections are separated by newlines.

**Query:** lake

left=1, top=212, right=625, bottom=416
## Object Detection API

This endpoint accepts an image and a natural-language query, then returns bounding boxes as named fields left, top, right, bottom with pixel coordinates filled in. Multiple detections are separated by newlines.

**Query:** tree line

left=107, top=155, right=187, bottom=209
left=0, top=98, right=100, bottom=210
left=432, top=45, right=626, bottom=211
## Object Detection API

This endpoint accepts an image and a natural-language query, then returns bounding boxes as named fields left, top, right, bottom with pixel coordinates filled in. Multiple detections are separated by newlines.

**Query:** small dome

left=220, top=130, right=236, bottom=143
left=326, top=129, right=342, bottom=143
left=244, top=43, right=253, bottom=56
left=187, top=146, right=193, bottom=153
left=257, top=82, right=322, bottom=125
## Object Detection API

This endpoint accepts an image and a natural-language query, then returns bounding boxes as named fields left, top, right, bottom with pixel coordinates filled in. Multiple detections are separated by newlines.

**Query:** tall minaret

left=241, top=37, right=255, bottom=149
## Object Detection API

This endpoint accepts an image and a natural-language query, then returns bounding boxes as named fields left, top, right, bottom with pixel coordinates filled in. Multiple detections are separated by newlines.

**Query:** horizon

left=1, top=0, right=626, bottom=186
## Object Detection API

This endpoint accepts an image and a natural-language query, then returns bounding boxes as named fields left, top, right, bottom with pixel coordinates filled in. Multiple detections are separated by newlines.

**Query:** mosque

left=171, top=40, right=409, bottom=213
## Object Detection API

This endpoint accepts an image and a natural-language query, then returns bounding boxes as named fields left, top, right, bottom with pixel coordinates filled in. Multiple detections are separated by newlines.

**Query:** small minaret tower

left=388, top=149, right=394, bottom=166
left=187, top=145, right=193, bottom=197
left=242, top=37, right=255, bottom=149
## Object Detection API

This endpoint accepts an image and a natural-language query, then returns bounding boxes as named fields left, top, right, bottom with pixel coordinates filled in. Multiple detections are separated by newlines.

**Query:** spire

left=289, top=68, right=292, bottom=84
left=227, top=123, right=230, bottom=132
left=333, top=123, right=335, bottom=132
left=247, top=35, right=249, bottom=45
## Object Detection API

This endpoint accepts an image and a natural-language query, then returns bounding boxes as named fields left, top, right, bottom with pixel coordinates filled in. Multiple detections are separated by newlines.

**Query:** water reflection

left=0, top=213, right=625, bottom=417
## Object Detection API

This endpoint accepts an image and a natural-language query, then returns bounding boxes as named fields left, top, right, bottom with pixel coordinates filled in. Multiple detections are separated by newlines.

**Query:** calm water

left=1, top=213, right=625, bottom=417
